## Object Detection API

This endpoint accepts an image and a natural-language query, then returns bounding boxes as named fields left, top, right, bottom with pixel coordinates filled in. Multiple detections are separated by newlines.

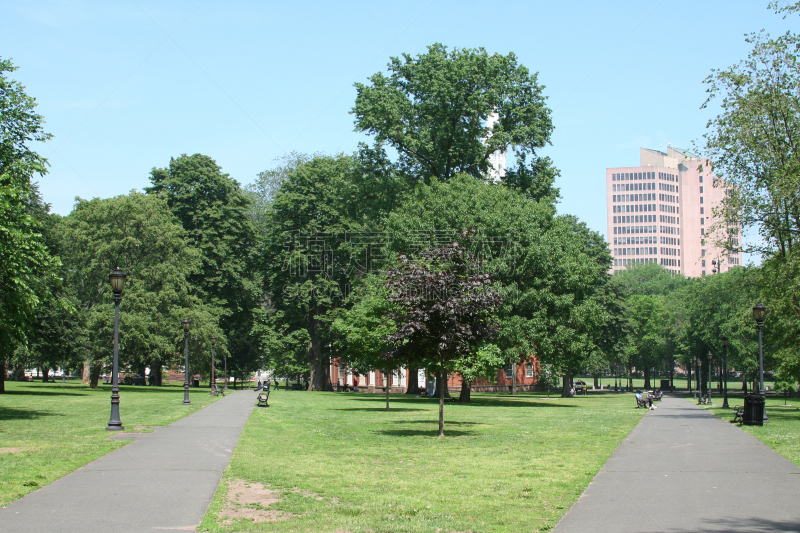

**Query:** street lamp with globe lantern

left=721, top=336, right=730, bottom=409
left=106, top=268, right=127, bottom=431
left=182, top=319, right=191, bottom=405
left=752, top=303, right=770, bottom=423
left=210, top=335, right=217, bottom=395
left=706, top=351, right=713, bottom=405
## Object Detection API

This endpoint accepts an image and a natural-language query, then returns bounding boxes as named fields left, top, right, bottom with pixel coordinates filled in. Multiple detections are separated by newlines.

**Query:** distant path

left=0, top=389, right=256, bottom=532
left=553, top=394, right=800, bottom=533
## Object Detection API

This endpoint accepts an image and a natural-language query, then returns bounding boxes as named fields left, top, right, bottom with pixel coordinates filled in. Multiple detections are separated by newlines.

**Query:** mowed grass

left=200, top=392, right=645, bottom=533
left=705, top=396, right=800, bottom=467
left=0, top=380, right=221, bottom=507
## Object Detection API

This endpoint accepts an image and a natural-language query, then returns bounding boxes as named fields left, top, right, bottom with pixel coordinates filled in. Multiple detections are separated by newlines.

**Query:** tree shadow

left=2, top=390, right=89, bottom=397
left=637, top=516, right=800, bottom=533
left=375, top=428, right=474, bottom=437
left=332, top=407, right=427, bottom=412
left=0, top=406, right=62, bottom=421
left=395, top=419, right=481, bottom=425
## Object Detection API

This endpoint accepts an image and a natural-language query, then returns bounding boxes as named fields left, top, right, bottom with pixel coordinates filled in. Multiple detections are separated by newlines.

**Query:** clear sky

left=2, top=1, right=796, bottom=259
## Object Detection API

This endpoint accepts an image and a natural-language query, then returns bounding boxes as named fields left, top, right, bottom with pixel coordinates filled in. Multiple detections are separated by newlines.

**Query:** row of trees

left=4, top=1, right=800, bottom=409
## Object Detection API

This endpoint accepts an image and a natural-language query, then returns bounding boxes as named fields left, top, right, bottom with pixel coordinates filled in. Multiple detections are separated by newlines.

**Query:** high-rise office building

left=606, top=147, right=741, bottom=277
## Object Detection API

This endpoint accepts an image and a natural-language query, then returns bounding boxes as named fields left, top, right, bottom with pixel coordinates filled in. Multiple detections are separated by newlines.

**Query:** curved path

left=553, top=394, right=800, bottom=533
left=0, top=389, right=256, bottom=532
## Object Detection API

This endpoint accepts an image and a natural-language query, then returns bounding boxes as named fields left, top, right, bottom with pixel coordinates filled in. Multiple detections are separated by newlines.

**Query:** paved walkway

left=554, top=394, right=800, bottom=533
left=0, top=389, right=257, bottom=532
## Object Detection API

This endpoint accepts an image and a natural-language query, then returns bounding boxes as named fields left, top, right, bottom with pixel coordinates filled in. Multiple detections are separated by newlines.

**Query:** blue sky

left=2, top=1, right=796, bottom=257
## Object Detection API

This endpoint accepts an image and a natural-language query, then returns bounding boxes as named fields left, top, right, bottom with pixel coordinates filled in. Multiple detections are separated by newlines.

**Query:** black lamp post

left=752, top=304, right=769, bottom=423
left=210, top=335, right=217, bottom=395
left=706, top=351, right=713, bottom=405
left=106, top=267, right=127, bottom=431
left=223, top=342, right=228, bottom=392
left=693, top=356, right=698, bottom=400
left=721, top=336, right=729, bottom=409
left=182, top=319, right=191, bottom=405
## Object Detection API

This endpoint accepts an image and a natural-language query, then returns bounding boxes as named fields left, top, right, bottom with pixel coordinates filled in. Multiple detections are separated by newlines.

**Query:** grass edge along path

left=199, top=391, right=645, bottom=533
left=0, top=381, right=222, bottom=507
left=701, top=394, right=800, bottom=468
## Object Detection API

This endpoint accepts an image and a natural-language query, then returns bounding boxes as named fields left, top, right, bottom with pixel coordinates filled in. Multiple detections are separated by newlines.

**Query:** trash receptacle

left=743, top=394, right=765, bottom=426
left=192, top=378, right=200, bottom=388
left=660, top=379, right=670, bottom=390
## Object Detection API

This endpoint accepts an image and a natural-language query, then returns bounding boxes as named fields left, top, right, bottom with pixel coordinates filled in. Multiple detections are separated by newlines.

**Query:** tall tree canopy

left=147, top=154, right=261, bottom=382
left=60, top=192, right=223, bottom=387
left=0, top=57, right=59, bottom=393
left=353, top=43, right=559, bottom=200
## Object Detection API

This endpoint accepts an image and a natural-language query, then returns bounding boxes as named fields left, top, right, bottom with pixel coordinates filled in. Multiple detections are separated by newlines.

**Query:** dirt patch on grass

left=220, top=479, right=294, bottom=524
left=0, top=447, right=20, bottom=454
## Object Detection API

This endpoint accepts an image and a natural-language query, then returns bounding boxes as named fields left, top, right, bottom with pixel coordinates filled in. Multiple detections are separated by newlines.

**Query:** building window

left=700, top=186, right=704, bottom=193
left=505, top=364, right=513, bottom=379
left=701, top=207, right=704, bottom=214
left=701, top=228, right=705, bottom=235
left=526, top=364, right=533, bottom=378
left=701, top=218, right=704, bottom=225
left=700, top=197, right=704, bottom=204
left=699, top=175, right=703, bottom=183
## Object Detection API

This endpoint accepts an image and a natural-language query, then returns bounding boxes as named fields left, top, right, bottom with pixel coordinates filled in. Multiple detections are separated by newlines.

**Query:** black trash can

left=743, top=394, right=765, bottom=426
left=192, top=378, right=200, bottom=388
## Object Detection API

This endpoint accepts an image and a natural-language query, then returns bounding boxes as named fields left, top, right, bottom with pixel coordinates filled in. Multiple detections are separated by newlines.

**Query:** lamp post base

left=183, top=383, right=191, bottom=405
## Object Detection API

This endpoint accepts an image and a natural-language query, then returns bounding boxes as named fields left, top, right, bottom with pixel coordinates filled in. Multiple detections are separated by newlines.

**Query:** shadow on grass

left=0, top=406, right=62, bottom=421
left=395, top=419, right=481, bottom=425
left=375, top=428, right=474, bottom=437
left=332, top=407, right=427, bottom=412
left=2, top=390, right=89, bottom=397
left=346, top=395, right=578, bottom=408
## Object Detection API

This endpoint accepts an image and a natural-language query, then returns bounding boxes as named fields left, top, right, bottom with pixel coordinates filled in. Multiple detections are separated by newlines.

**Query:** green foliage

left=353, top=43, right=558, bottom=200
left=0, top=58, right=60, bottom=391
left=59, top=192, right=222, bottom=375
left=147, top=154, right=262, bottom=380
left=262, top=152, right=406, bottom=390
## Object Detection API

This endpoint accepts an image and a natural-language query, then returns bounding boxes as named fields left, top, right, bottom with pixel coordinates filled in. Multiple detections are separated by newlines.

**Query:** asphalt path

left=553, top=394, right=800, bottom=533
left=0, top=388, right=257, bottom=533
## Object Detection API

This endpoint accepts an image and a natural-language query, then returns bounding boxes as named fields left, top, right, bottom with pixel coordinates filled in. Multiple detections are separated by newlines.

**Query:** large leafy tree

left=353, top=43, right=559, bottom=201
left=0, top=57, right=59, bottom=393
left=262, top=152, right=405, bottom=390
left=60, top=192, right=223, bottom=387
left=385, top=175, right=611, bottom=398
left=385, top=236, right=501, bottom=436
left=147, top=154, right=261, bottom=383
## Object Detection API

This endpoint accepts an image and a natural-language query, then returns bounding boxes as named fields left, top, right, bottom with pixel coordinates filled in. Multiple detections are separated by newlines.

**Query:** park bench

left=291, top=383, right=304, bottom=391
left=635, top=394, right=648, bottom=409
left=256, top=389, right=270, bottom=407
left=732, top=406, right=744, bottom=425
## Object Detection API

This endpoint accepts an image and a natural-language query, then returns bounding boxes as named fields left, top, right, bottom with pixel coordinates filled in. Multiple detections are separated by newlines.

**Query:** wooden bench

left=256, top=390, right=270, bottom=407
left=732, top=406, right=744, bottom=424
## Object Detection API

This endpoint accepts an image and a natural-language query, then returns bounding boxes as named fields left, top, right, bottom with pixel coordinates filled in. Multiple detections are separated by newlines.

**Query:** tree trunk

left=643, top=367, right=651, bottom=390
left=459, top=379, right=471, bottom=403
left=433, top=371, right=450, bottom=398
left=511, top=362, right=517, bottom=395
left=307, top=318, right=332, bottom=391
left=561, top=367, right=573, bottom=397
left=0, top=358, right=6, bottom=393
left=385, top=369, right=391, bottom=411
left=82, top=360, right=90, bottom=385
left=90, top=362, right=101, bottom=389
left=438, top=371, right=445, bottom=437
left=152, top=360, right=163, bottom=386
left=593, top=375, right=599, bottom=389
left=405, top=367, right=419, bottom=394
left=41, top=367, right=49, bottom=383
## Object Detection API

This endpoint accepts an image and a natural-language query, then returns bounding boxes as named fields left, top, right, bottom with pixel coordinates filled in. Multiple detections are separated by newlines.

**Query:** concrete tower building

left=606, top=147, right=741, bottom=277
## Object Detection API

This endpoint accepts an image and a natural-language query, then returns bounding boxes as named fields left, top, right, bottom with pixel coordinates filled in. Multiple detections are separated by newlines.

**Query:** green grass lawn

left=199, top=391, right=645, bottom=533
left=0, top=380, right=221, bottom=507
left=703, top=395, right=800, bottom=467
